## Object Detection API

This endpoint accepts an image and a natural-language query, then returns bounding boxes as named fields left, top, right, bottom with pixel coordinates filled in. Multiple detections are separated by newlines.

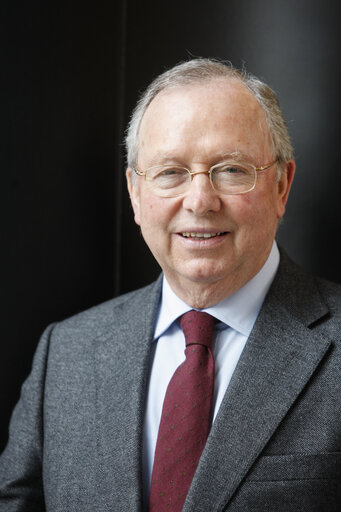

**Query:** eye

left=146, top=166, right=189, bottom=190
left=159, top=168, right=184, bottom=176
left=219, top=165, right=248, bottom=175
left=212, top=163, right=254, bottom=190
left=151, top=167, right=188, bottom=180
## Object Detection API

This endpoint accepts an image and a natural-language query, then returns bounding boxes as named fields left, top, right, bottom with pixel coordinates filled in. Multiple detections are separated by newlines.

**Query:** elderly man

left=0, top=59, right=340, bottom=512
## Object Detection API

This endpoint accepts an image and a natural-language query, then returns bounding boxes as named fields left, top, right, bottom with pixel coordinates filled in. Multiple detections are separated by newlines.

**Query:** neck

left=163, top=272, right=252, bottom=309
left=163, top=246, right=276, bottom=309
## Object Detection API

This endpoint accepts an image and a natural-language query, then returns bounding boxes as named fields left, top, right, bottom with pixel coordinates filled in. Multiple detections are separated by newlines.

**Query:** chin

left=177, top=261, right=229, bottom=284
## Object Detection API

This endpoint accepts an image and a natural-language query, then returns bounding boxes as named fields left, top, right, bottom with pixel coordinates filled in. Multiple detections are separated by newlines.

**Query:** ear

left=276, top=160, right=296, bottom=219
left=126, top=168, right=141, bottom=226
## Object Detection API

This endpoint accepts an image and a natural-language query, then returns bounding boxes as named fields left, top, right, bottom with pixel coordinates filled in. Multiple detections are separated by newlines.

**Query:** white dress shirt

left=142, top=241, right=280, bottom=500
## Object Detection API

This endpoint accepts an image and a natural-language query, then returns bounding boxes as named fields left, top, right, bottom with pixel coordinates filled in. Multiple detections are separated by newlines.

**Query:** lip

left=175, top=230, right=229, bottom=248
left=176, top=227, right=228, bottom=234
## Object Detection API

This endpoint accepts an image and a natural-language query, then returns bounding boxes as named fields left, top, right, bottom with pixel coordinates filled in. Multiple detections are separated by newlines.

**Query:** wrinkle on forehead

left=138, top=79, right=273, bottom=167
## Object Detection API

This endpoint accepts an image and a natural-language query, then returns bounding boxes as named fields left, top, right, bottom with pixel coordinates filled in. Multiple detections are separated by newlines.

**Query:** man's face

left=127, top=79, right=295, bottom=307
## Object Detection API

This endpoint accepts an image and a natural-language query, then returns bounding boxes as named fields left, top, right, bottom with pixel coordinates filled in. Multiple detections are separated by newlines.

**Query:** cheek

left=140, top=192, right=181, bottom=225
left=228, top=191, right=278, bottom=236
left=226, top=194, right=260, bottom=226
left=139, top=196, right=170, bottom=235
left=130, top=183, right=164, bottom=227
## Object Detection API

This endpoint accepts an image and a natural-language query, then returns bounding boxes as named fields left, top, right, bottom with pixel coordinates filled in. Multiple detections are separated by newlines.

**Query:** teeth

left=181, top=232, right=222, bottom=238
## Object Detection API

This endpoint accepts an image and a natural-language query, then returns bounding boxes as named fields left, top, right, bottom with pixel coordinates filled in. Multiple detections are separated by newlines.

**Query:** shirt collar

left=154, top=241, right=280, bottom=339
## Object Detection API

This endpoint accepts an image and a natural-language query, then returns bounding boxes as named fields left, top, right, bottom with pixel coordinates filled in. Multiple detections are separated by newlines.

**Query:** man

left=0, top=58, right=340, bottom=511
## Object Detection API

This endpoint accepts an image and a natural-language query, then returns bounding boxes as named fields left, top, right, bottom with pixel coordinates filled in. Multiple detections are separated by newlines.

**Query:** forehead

left=138, top=79, right=271, bottom=164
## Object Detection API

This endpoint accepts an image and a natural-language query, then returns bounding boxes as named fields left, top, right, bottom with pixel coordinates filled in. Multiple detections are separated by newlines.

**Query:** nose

left=182, top=171, right=221, bottom=215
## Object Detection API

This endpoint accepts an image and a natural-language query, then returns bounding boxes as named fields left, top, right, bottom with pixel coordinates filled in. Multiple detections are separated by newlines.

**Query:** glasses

left=133, top=159, right=278, bottom=197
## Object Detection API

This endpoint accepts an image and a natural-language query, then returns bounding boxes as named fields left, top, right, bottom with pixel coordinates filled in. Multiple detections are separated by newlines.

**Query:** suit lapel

left=184, top=253, right=332, bottom=511
left=94, top=278, right=162, bottom=511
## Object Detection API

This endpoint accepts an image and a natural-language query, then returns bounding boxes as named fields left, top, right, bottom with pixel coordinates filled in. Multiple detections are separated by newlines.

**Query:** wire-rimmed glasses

left=133, top=159, right=278, bottom=197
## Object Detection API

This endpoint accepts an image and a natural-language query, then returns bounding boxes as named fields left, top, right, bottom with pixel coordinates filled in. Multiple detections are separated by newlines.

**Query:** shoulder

left=273, top=247, right=341, bottom=329
left=63, top=277, right=161, bottom=325
left=314, top=275, right=341, bottom=316
left=277, top=247, right=341, bottom=301
left=313, top=266, right=341, bottom=299
left=45, top=276, right=162, bottom=352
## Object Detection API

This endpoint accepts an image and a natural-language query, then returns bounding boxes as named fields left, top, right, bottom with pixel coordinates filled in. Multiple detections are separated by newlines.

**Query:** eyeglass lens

left=145, top=163, right=256, bottom=196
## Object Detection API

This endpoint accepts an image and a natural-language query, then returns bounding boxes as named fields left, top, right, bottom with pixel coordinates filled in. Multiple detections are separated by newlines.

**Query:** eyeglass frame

left=133, top=158, right=279, bottom=197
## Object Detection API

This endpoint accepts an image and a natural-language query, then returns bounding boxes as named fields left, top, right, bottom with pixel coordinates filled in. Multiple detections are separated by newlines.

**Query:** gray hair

left=125, top=58, right=293, bottom=175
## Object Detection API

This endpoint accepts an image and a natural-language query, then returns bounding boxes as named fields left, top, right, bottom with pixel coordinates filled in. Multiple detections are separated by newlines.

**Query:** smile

left=180, top=232, right=225, bottom=239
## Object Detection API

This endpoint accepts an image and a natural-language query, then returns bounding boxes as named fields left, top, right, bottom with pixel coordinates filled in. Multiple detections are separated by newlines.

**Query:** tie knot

left=179, top=310, right=215, bottom=349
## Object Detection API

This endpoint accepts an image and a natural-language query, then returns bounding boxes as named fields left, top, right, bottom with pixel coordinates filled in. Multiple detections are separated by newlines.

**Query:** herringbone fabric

left=149, top=310, right=215, bottom=511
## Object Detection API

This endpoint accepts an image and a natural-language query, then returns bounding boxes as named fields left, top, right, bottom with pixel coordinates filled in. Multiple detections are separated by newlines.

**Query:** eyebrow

left=146, top=153, right=184, bottom=167
left=144, top=150, right=255, bottom=168
left=218, top=151, right=255, bottom=163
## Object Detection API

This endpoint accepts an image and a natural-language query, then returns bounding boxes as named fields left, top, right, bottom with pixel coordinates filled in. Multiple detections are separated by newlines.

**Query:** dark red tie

left=148, top=310, right=215, bottom=512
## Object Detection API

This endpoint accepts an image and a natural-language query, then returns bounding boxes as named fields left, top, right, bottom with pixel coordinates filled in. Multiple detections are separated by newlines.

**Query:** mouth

left=179, top=232, right=227, bottom=239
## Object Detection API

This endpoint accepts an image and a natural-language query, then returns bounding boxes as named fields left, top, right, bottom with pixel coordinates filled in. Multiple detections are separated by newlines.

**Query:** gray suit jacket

left=0, top=251, right=340, bottom=511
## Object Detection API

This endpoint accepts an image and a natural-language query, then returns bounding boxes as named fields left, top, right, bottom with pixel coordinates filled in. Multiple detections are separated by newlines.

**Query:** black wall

left=2, top=0, right=341, bottom=451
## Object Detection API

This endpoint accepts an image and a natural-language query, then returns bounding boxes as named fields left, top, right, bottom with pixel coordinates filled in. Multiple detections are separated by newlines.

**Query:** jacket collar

left=94, top=251, right=331, bottom=511
left=94, top=277, right=162, bottom=510
left=184, top=250, right=331, bottom=511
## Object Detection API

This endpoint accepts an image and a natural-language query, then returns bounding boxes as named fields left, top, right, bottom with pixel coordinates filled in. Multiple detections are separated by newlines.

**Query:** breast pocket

left=227, top=452, right=341, bottom=512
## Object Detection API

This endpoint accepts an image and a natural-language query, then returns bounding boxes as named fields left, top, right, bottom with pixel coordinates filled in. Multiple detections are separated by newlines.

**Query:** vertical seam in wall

left=114, top=0, right=127, bottom=296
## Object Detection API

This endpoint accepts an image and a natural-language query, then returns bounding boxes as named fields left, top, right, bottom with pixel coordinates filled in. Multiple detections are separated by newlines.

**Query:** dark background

left=2, top=0, right=341, bottom=451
